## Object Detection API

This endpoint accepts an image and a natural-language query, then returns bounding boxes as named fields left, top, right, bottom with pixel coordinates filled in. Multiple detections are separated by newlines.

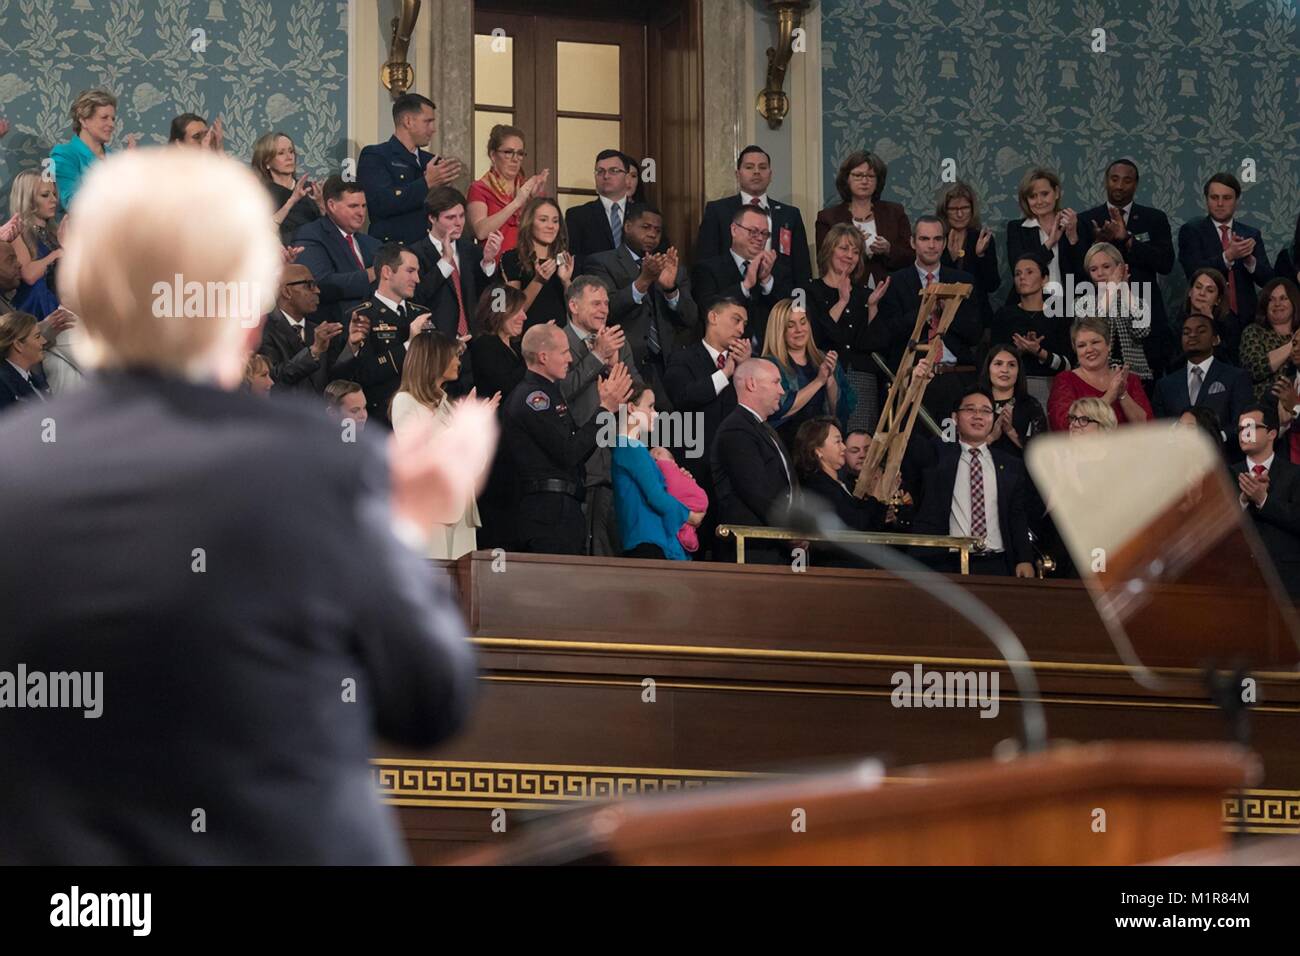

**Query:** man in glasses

left=690, top=204, right=792, bottom=347
left=257, top=263, right=345, bottom=394
left=694, top=144, right=811, bottom=286
left=566, top=149, right=634, bottom=265
left=907, top=386, right=1037, bottom=578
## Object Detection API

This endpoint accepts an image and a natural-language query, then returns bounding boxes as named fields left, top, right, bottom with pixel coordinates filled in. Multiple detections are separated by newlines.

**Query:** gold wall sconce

left=381, top=0, right=423, bottom=99
left=756, top=0, right=811, bottom=130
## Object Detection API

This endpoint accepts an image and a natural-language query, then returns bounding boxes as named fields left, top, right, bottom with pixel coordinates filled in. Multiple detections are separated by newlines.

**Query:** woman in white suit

left=391, top=332, right=488, bottom=559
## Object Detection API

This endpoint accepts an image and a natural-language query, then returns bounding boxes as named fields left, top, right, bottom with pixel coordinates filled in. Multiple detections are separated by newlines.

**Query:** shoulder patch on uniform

left=526, top=390, right=551, bottom=411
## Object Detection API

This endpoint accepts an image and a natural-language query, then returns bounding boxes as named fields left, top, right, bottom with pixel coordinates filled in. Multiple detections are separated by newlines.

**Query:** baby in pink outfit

left=650, top=446, right=708, bottom=553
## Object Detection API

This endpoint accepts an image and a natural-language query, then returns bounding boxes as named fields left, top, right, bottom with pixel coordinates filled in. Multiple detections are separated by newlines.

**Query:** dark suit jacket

left=800, top=468, right=884, bottom=532
left=690, top=252, right=792, bottom=348
left=1152, top=357, right=1252, bottom=439
left=1233, top=453, right=1300, bottom=599
left=1004, top=218, right=1085, bottom=304
left=0, top=372, right=477, bottom=863
left=696, top=194, right=812, bottom=286
left=865, top=264, right=983, bottom=370
left=257, top=310, right=343, bottom=394
left=1078, top=202, right=1176, bottom=371
left=815, top=200, right=913, bottom=285
left=583, top=244, right=699, bottom=378
left=566, top=198, right=618, bottom=265
left=711, top=405, right=795, bottom=527
left=292, top=218, right=380, bottom=327
left=0, top=361, right=50, bottom=412
left=908, top=438, right=1035, bottom=569
left=409, top=235, right=493, bottom=338
left=664, top=340, right=737, bottom=488
left=1178, top=216, right=1272, bottom=349
left=357, top=135, right=435, bottom=245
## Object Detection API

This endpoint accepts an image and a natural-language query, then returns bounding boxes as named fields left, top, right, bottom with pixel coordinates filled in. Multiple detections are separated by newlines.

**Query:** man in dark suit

left=333, top=243, right=431, bottom=428
left=294, top=176, right=381, bottom=327
left=907, top=386, right=1036, bottom=577
left=866, top=215, right=982, bottom=420
left=565, top=149, right=632, bottom=266
left=712, top=358, right=795, bottom=543
left=1152, top=312, right=1252, bottom=451
left=257, top=264, right=345, bottom=394
left=695, top=144, right=812, bottom=286
left=1233, top=403, right=1300, bottom=601
left=0, top=145, right=478, bottom=864
left=0, top=310, right=50, bottom=411
left=1178, top=172, right=1273, bottom=360
left=583, top=203, right=697, bottom=409
left=357, top=92, right=464, bottom=245
left=664, top=296, right=750, bottom=557
left=1077, top=159, right=1177, bottom=377
left=408, top=186, right=503, bottom=396
left=692, top=205, right=791, bottom=348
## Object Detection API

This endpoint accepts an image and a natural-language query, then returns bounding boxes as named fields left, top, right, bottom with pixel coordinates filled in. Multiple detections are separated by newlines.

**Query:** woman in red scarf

left=467, top=123, right=548, bottom=255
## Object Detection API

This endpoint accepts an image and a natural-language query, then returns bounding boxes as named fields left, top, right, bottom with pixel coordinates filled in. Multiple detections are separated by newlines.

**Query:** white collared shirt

left=1187, top=355, right=1213, bottom=396
left=374, top=291, right=405, bottom=315
left=703, top=340, right=730, bottom=395
left=599, top=194, right=626, bottom=227
left=428, top=232, right=497, bottom=279
left=950, top=441, right=1003, bottom=552
left=730, top=249, right=774, bottom=298
left=281, top=309, right=308, bottom=344
left=915, top=264, right=957, bottom=364
left=1024, top=216, right=1063, bottom=289
left=1241, top=452, right=1274, bottom=509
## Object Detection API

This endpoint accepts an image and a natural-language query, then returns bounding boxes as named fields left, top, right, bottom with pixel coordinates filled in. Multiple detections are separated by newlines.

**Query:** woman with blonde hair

left=241, top=353, right=273, bottom=396
left=1065, top=396, right=1118, bottom=434
left=391, top=331, right=496, bottom=558
left=7, top=171, right=62, bottom=319
left=466, top=123, right=548, bottom=252
left=250, top=131, right=323, bottom=244
left=49, top=88, right=134, bottom=212
left=762, top=297, right=856, bottom=449
left=1079, top=240, right=1151, bottom=383
left=1005, top=166, right=1083, bottom=302
left=501, top=197, right=572, bottom=329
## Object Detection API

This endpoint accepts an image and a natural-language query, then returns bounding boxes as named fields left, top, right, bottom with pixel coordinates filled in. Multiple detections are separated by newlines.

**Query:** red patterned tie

left=1219, top=224, right=1238, bottom=314
left=716, top=351, right=727, bottom=370
left=346, top=232, right=364, bottom=269
left=969, top=447, right=987, bottom=538
left=1253, top=464, right=1266, bottom=478
left=448, top=256, right=468, bottom=337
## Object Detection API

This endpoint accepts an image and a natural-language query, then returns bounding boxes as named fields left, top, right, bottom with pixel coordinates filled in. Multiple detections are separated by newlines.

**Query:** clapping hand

left=534, top=256, right=558, bottom=282
left=756, top=248, right=777, bottom=282
left=482, top=229, right=504, bottom=263
left=556, top=251, right=574, bottom=283
left=598, top=362, right=634, bottom=411
left=0, top=212, right=21, bottom=243
left=867, top=275, right=890, bottom=308
left=424, top=156, right=465, bottom=187
left=281, top=245, right=304, bottom=264
left=347, top=309, right=370, bottom=350
left=869, top=235, right=890, bottom=257
left=741, top=254, right=762, bottom=291
left=311, top=321, right=343, bottom=356
left=1011, top=330, right=1044, bottom=358
left=1238, top=469, right=1269, bottom=508
left=974, top=226, right=993, bottom=256
left=657, top=248, right=680, bottom=290
left=593, top=324, right=625, bottom=363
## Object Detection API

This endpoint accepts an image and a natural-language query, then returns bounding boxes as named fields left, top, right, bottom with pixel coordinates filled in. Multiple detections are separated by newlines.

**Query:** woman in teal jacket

left=611, top=386, right=702, bottom=560
left=49, top=89, right=133, bottom=213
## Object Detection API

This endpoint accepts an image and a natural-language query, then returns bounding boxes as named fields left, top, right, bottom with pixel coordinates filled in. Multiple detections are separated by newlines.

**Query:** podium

left=454, top=743, right=1256, bottom=865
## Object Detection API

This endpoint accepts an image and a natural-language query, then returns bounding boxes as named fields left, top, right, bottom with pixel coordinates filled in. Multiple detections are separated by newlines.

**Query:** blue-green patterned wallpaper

left=0, top=0, right=348, bottom=191
left=822, top=0, right=1300, bottom=297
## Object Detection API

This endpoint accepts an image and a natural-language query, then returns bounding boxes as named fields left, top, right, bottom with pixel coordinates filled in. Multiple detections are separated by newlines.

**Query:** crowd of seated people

left=5, top=85, right=1300, bottom=587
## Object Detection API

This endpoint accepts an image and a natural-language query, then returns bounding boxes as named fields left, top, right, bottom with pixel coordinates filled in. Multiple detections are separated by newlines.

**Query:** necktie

left=447, top=255, right=468, bottom=337
left=763, top=421, right=794, bottom=502
left=346, top=233, right=365, bottom=270
left=925, top=271, right=941, bottom=335
left=969, top=447, right=987, bottom=539
left=297, top=323, right=306, bottom=344
left=1253, top=464, right=1267, bottom=478
left=740, top=259, right=750, bottom=279
left=749, top=196, right=763, bottom=208
left=1188, top=365, right=1204, bottom=405
left=716, top=351, right=726, bottom=370
left=609, top=202, right=623, bottom=249
left=646, top=294, right=661, bottom=357
left=397, top=302, right=408, bottom=322
left=1218, top=225, right=1238, bottom=314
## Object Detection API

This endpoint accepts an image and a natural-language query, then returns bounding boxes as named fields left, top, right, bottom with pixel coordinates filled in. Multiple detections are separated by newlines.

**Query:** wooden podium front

left=456, top=743, right=1257, bottom=865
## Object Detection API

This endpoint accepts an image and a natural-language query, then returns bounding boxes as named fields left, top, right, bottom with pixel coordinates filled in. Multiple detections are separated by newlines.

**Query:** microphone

left=778, top=497, right=1049, bottom=754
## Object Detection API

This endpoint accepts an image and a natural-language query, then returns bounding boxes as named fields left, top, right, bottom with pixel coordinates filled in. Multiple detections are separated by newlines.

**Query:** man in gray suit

left=561, top=274, right=645, bottom=556
left=582, top=203, right=697, bottom=411
left=0, top=148, right=487, bottom=864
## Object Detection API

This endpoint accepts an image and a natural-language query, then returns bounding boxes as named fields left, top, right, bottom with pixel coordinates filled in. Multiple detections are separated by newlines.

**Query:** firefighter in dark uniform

left=333, top=243, right=430, bottom=428
left=504, top=322, right=632, bottom=554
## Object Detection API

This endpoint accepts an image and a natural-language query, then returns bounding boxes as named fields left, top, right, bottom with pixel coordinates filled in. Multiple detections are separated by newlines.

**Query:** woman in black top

left=793, top=417, right=885, bottom=532
left=250, top=131, right=323, bottom=245
left=806, top=223, right=890, bottom=433
left=501, top=197, right=572, bottom=330
left=990, top=251, right=1072, bottom=398
left=937, top=181, right=1000, bottom=330
left=1003, top=167, right=1084, bottom=306
left=468, top=286, right=528, bottom=550
left=978, top=346, right=1049, bottom=458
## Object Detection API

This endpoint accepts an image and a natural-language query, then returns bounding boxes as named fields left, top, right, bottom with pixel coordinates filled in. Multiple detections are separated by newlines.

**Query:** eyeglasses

left=1067, top=416, right=1099, bottom=427
left=594, top=166, right=627, bottom=178
left=957, top=406, right=993, bottom=416
left=495, top=148, right=526, bottom=159
left=848, top=171, right=876, bottom=181
left=285, top=280, right=319, bottom=290
left=947, top=204, right=972, bottom=214
left=736, top=225, right=771, bottom=241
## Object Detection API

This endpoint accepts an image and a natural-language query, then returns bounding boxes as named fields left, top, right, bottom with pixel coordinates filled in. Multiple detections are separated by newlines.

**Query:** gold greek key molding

left=375, top=758, right=1300, bottom=835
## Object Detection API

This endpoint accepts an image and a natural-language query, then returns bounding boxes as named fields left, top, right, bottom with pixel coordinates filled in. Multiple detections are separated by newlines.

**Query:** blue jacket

left=292, top=218, right=381, bottom=326
left=49, top=136, right=105, bottom=213
left=612, top=439, right=690, bottom=560
left=357, top=135, right=435, bottom=245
